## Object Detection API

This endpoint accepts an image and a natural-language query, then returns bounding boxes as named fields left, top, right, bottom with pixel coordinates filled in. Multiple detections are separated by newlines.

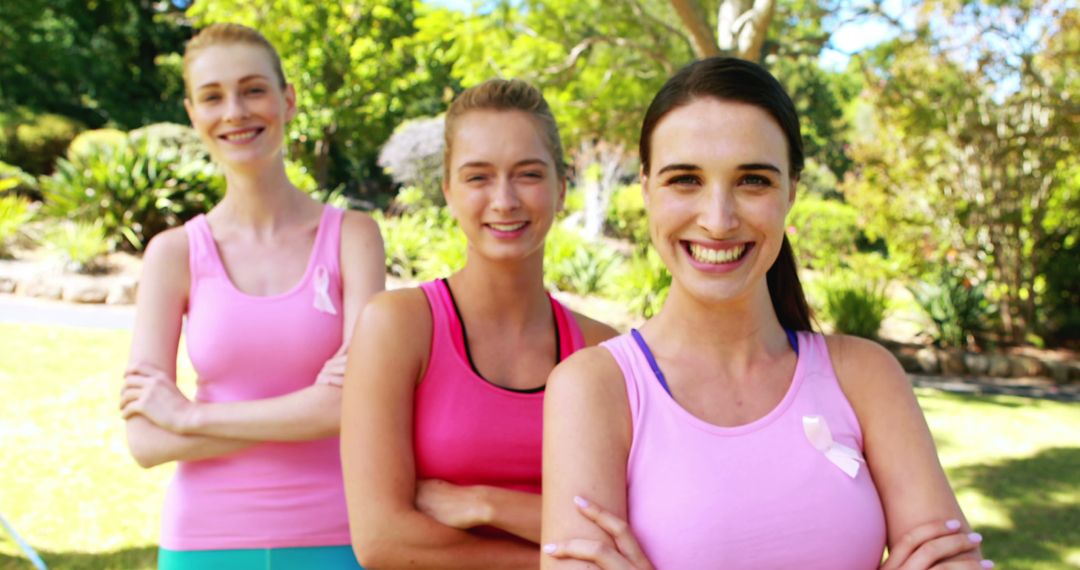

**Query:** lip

left=217, top=127, right=265, bottom=144
left=484, top=221, right=530, bottom=239
left=681, top=240, right=754, bottom=273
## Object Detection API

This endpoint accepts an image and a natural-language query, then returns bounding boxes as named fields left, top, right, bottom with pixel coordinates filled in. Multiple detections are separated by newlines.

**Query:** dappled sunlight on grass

left=917, top=388, right=1080, bottom=570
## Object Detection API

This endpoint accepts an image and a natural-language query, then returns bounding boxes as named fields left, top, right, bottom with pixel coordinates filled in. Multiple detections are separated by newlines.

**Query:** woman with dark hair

left=540, top=57, right=990, bottom=570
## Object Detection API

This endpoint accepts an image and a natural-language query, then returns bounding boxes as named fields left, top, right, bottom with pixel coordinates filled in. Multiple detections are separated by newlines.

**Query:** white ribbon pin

left=313, top=265, right=338, bottom=315
left=803, top=415, right=864, bottom=479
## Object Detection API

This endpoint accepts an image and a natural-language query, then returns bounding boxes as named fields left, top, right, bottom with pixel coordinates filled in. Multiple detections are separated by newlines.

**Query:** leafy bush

left=609, top=247, right=671, bottom=318
left=0, top=108, right=85, bottom=175
left=1039, top=236, right=1080, bottom=346
left=40, top=124, right=224, bottom=250
left=544, top=224, right=622, bottom=295
left=378, top=116, right=445, bottom=206
left=0, top=195, right=33, bottom=255
left=909, top=267, right=998, bottom=349
left=786, top=194, right=860, bottom=271
left=43, top=220, right=111, bottom=272
left=818, top=274, right=888, bottom=339
left=0, top=161, right=38, bottom=196
left=375, top=207, right=461, bottom=279
left=606, top=183, right=649, bottom=244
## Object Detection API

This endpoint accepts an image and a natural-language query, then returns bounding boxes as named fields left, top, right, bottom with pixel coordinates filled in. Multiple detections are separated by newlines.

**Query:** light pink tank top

left=602, top=331, right=887, bottom=569
left=413, top=279, right=585, bottom=496
left=161, top=205, right=350, bottom=550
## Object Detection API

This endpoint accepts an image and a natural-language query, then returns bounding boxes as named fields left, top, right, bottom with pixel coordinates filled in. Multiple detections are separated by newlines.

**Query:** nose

left=698, top=185, right=739, bottom=235
left=223, top=93, right=249, bottom=123
left=491, top=176, right=522, bottom=212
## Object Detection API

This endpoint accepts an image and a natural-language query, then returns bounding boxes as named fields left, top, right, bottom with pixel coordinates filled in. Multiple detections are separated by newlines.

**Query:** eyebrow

left=457, top=158, right=549, bottom=171
left=656, top=162, right=783, bottom=175
left=194, top=74, right=271, bottom=92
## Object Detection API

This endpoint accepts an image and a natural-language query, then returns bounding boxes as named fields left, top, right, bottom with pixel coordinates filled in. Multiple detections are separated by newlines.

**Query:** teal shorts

left=158, top=545, right=363, bottom=569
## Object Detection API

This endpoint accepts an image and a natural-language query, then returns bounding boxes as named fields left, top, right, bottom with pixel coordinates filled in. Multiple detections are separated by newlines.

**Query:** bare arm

left=416, top=480, right=543, bottom=544
left=541, top=347, right=634, bottom=570
left=830, top=336, right=985, bottom=565
left=123, top=228, right=253, bottom=468
left=124, top=210, right=386, bottom=442
left=342, top=290, right=538, bottom=569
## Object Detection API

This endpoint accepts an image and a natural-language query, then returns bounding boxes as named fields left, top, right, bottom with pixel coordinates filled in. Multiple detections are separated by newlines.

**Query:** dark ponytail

left=767, top=236, right=813, bottom=331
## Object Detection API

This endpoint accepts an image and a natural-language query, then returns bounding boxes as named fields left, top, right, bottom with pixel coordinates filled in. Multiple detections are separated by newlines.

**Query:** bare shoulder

left=140, top=226, right=190, bottom=284
left=824, top=334, right=914, bottom=411
left=568, top=309, right=620, bottom=347
left=341, top=209, right=382, bottom=241
left=357, top=287, right=432, bottom=360
left=548, top=344, right=626, bottom=403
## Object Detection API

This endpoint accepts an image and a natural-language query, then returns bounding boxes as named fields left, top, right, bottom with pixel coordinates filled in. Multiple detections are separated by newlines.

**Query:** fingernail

left=945, top=519, right=962, bottom=531
left=968, top=532, right=983, bottom=543
left=573, top=495, right=589, bottom=508
left=542, top=544, right=557, bottom=554
left=981, top=560, right=994, bottom=569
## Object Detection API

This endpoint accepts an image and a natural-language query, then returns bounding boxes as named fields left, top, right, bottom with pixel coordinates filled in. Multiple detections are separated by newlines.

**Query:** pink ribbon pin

left=313, top=266, right=337, bottom=315
left=803, top=415, right=864, bottom=478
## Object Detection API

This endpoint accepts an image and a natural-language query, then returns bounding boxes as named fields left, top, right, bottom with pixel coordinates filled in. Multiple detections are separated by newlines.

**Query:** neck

left=214, top=156, right=312, bottom=231
left=645, top=279, right=789, bottom=370
left=448, top=247, right=549, bottom=329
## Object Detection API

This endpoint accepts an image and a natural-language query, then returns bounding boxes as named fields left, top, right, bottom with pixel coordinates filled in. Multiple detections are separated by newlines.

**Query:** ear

left=640, top=165, right=650, bottom=208
left=183, top=97, right=195, bottom=125
left=785, top=176, right=798, bottom=213
left=283, top=84, right=298, bottom=123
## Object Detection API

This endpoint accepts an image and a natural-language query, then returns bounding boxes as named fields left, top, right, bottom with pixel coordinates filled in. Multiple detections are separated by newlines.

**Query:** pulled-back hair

left=639, top=57, right=813, bottom=331
left=182, top=23, right=287, bottom=97
left=444, top=79, right=566, bottom=180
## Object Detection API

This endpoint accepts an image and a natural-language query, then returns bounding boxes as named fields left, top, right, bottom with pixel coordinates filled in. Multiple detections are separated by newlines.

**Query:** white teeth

left=489, top=222, right=527, bottom=232
left=223, top=130, right=258, bottom=142
left=688, top=243, right=746, bottom=264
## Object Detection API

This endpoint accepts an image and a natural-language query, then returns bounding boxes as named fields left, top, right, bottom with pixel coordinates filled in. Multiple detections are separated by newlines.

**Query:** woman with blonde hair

left=120, top=23, right=384, bottom=569
left=341, top=78, right=616, bottom=569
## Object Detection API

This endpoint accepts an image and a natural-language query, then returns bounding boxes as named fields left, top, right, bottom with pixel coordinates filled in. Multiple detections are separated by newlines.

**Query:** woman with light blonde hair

left=120, top=23, right=384, bottom=569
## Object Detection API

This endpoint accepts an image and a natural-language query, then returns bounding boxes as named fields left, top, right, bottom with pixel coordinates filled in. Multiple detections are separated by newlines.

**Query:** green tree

left=845, top=1, right=1078, bottom=344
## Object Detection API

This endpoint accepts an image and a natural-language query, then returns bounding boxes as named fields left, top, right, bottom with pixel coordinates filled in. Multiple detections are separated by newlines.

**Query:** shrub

left=544, top=224, right=622, bottom=295
left=0, top=108, right=85, bottom=175
left=606, top=183, right=649, bottom=245
left=40, top=123, right=224, bottom=250
left=909, top=267, right=998, bottom=349
left=786, top=194, right=860, bottom=271
left=0, top=195, right=33, bottom=255
left=43, top=220, right=111, bottom=272
left=818, top=274, right=888, bottom=339
left=0, top=161, right=38, bottom=196
left=609, top=247, right=671, bottom=318
left=376, top=207, right=460, bottom=279
left=378, top=116, right=445, bottom=206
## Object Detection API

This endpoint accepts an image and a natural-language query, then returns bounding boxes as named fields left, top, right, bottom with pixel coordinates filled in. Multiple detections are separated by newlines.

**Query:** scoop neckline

left=630, top=329, right=807, bottom=436
left=199, top=205, right=329, bottom=301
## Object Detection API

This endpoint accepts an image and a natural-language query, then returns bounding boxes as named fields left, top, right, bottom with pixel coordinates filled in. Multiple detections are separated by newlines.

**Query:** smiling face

left=183, top=43, right=295, bottom=169
left=642, top=97, right=796, bottom=305
left=443, top=109, right=565, bottom=264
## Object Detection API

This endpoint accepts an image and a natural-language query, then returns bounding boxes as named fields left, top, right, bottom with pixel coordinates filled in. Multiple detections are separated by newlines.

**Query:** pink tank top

left=602, top=331, right=886, bottom=569
left=413, top=279, right=585, bottom=495
left=162, top=205, right=350, bottom=550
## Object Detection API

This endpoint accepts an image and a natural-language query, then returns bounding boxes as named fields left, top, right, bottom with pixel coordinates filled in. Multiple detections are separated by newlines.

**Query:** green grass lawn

left=1, top=322, right=1077, bottom=569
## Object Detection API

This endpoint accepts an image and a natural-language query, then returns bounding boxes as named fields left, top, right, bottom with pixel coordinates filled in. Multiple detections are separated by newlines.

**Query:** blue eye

left=668, top=174, right=700, bottom=186
left=740, top=174, right=772, bottom=186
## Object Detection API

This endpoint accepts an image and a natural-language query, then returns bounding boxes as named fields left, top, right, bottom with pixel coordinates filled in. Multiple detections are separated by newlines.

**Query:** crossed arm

left=122, top=212, right=385, bottom=468
left=340, top=289, right=539, bottom=569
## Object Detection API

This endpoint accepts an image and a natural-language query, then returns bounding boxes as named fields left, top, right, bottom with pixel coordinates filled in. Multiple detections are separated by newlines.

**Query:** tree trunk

left=576, top=140, right=628, bottom=240
left=717, top=0, right=776, bottom=61
left=669, top=0, right=720, bottom=58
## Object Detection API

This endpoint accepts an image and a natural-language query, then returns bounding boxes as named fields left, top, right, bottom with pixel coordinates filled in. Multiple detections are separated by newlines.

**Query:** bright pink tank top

left=162, top=205, right=350, bottom=550
left=413, top=279, right=585, bottom=495
left=602, top=331, right=886, bottom=569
